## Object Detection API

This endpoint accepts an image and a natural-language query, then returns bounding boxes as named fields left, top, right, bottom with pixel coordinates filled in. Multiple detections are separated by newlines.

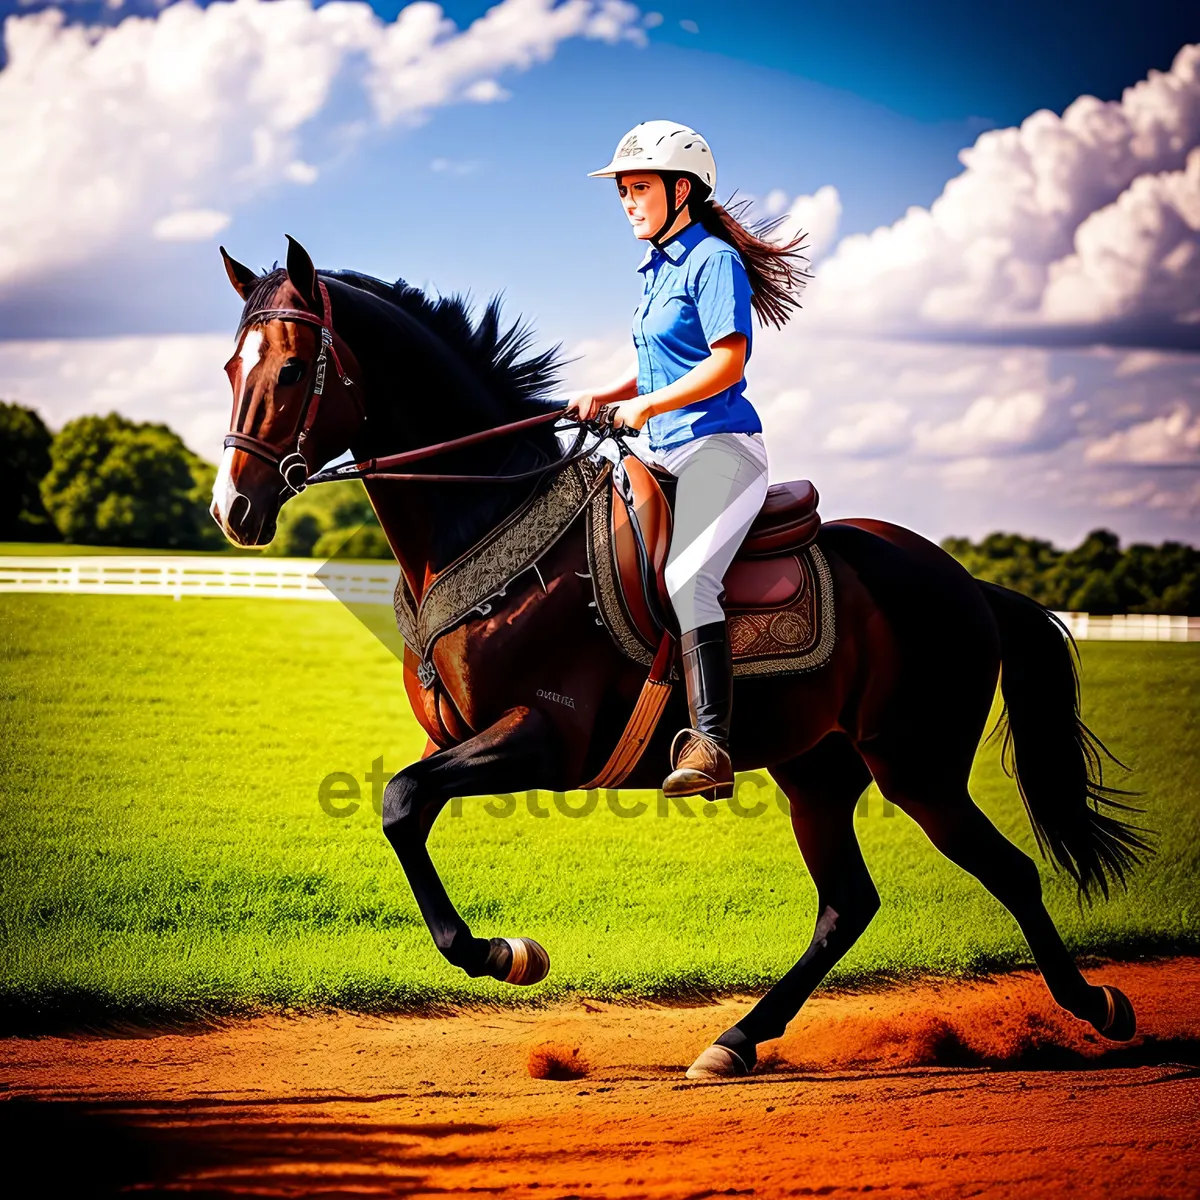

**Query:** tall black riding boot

left=662, top=620, right=735, bottom=801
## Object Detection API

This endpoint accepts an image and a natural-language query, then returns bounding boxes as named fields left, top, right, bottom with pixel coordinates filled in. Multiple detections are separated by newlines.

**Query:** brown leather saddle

left=603, top=450, right=828, bottom=664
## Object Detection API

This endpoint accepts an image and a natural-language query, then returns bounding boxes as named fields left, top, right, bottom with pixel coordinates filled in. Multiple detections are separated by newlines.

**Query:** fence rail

left=0, top=555, right=399, bottom=605
left=1, top=555, right=1198, bottom=641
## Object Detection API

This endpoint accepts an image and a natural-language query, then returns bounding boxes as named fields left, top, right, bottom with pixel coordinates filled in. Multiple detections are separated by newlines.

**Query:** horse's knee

left=381, top=771, right=420, bottom=841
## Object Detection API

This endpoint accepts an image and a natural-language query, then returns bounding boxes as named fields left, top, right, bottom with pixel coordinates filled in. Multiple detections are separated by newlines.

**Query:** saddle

left=585, top=452, right=835, bottom=679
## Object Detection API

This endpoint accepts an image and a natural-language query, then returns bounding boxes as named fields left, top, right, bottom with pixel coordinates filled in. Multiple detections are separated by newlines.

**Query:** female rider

left=566, top=120, right=808, bottom=802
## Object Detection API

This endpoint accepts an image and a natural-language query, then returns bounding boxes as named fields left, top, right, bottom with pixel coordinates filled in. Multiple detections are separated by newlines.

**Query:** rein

left=305, top=409, right=633, bottom=487
left=224, top=276, right=636, bottom=493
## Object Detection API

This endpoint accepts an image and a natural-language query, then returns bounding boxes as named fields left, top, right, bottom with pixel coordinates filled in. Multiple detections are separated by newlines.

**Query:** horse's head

left=212, top=236, right=365, bottom=546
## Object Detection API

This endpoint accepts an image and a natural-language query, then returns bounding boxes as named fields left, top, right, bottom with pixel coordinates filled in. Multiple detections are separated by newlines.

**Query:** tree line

left=2, top=401, right=1196, bottom=611
left=939, top=531, right=1198, bottom=615
left=0, top=401, right=387, bottom=558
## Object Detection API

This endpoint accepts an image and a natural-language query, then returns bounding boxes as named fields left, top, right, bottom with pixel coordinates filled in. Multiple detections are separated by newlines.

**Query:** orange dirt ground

left=3, top=958, right=1199, bottom=1199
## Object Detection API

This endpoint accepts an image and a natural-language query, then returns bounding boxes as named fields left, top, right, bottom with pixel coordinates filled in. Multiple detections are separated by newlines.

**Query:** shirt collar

left=637, top=220, right=706, bottom=272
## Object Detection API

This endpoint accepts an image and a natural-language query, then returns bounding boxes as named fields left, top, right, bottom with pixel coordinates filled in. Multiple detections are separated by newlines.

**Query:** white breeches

left=641, top=432, right=770, bottom=635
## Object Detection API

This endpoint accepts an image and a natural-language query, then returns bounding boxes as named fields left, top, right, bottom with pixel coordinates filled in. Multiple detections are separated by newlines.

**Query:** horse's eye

left=278, top=358, right=305, bottom=387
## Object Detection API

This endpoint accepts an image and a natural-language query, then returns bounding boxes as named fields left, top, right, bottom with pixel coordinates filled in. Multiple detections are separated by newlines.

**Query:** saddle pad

left=393, top=454, right=608, bottom=671
left=586, top=475, right=836, bottom=679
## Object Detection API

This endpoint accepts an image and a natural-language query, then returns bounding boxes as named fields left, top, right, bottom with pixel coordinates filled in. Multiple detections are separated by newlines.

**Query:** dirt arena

left=3, top=958, right=1198, bottom=1198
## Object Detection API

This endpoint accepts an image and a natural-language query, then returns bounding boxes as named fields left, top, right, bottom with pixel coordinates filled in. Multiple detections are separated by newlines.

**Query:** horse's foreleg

left=688, top=735, right=876, bottom=1079
left=382, top=705, right=560, bottom=983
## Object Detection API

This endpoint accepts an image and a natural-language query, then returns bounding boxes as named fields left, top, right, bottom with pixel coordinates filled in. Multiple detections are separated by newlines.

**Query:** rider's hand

left=609, top=398, right=652, bottom=431
left=564, top=392, right=605, bottom=422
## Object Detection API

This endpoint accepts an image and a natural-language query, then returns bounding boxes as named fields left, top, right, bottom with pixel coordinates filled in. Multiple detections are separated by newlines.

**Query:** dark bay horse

left=212, top=236, right=1150, bottom=1077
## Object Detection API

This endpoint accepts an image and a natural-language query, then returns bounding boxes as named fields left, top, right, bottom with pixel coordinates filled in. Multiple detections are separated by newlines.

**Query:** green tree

left=941, top=528, right=1199, bottom=615
left=0, top=400, right=58, bottom=540
left=40, top=413, right=223, bottom=550
left=263, top=478, right=389, bottom=558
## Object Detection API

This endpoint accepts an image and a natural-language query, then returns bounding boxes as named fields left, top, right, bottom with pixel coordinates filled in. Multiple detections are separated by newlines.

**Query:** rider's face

left=617, top=173, right=668, bottom=241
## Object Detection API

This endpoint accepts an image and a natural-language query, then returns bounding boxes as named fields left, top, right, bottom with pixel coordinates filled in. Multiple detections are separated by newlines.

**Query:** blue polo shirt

left=634, top=221, right=760, bottom=452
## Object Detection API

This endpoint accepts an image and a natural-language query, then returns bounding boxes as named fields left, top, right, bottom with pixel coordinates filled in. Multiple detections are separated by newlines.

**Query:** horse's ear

left=220, top=246, right=258, bottom=299
left=285, top=234, right=323, bottom=317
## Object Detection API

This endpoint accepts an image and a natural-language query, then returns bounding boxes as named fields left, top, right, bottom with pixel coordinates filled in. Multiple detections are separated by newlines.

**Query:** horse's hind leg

left=688, top=734, right=876, bottom=1078
left=860, top=740, right=1127, bottom=1038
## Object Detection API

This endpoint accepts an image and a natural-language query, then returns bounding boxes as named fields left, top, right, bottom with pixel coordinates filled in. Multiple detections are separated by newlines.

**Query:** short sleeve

left=692, top=249, right=753, bottom=348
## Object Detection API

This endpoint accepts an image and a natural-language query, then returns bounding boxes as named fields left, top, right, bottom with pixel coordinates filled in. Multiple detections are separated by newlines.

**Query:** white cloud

left=1042, top=147, right=1200, bottom=326
left=913, top=381, right=1074, bottom=457
left=0, top=333, right=231, bottom=458
left=284, top=159, right=319, bottom=185
left=151, top=208, right=231, bottom=242
left=0, top=0, right=644, bottom=290
left=805, top=43, right=1200, bottom=344
left=762, top=188, right=789, bottom=218
left=769, top=184, right=842, bottom=261
left=823, top=399, right=910, bottom=456
left=430, top=156, right=483, bottom=175
left=1084, top=403, right=1200, bottom=464
left=462, top=77, right=510, bottom=102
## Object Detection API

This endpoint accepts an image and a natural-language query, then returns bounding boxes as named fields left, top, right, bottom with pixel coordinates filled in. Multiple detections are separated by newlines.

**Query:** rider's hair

left=660, top=171, right=812, bottom=330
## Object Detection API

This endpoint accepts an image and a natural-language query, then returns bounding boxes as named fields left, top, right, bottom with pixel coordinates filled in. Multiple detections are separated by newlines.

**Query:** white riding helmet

left=588, top=120, right=716, bottom=193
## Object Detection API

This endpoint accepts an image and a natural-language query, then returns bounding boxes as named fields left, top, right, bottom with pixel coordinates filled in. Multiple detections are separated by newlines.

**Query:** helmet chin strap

left=649, top=176, right=692, bottom=247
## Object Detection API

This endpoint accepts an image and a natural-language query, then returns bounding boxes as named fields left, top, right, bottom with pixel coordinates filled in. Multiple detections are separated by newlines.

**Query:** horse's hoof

left=503, top=937, right=550, bottom=986
left=1096, top=985, right=1137, bottom=1042
left=685, top=1044, right=749, bottom=1080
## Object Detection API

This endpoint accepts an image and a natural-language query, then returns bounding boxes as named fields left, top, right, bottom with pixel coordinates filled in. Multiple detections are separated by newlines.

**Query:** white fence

left=0, top=555, right=400, bottom=605
left=1, top=555, right=1198, bottom=641
left=1052, top=611, right=1198, bottom=642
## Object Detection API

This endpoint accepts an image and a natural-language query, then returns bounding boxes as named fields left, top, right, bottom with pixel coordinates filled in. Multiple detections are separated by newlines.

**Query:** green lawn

left=1, top=593, right=1197, bottom=1031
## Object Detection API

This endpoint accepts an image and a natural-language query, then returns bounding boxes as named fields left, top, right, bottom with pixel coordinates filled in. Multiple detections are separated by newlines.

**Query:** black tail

left=980, top=581, right=1154, bottom=903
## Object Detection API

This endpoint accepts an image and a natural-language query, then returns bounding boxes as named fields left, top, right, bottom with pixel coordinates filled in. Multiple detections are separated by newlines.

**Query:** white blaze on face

left=212, top=328, right=264, bottom=532
left=234, top=328, right=264, bottom=408
left=211, top=445, right=246, bottom=532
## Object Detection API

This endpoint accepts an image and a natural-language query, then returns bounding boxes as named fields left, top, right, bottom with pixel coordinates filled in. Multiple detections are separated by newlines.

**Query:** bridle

left=223, top=279, right=366, bottom=496
left=223, top=274, right=639, bottom=494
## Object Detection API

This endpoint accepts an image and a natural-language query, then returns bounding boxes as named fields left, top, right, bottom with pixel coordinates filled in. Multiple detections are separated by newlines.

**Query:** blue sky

left=1, top=0, right=1198, bottom=545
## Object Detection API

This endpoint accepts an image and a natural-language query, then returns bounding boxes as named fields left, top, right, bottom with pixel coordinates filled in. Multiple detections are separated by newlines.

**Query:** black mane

left=324, top=270, right=564, bottom=417
left=235, top=265, right=574, bottom=571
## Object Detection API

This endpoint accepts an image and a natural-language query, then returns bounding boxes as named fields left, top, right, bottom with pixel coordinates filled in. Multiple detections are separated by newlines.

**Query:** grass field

left=1, top=593, right=1197, bottom=1031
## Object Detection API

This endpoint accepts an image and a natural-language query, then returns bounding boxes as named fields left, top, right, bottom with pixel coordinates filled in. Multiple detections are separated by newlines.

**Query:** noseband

left=223, top=279, right=365, bottom=495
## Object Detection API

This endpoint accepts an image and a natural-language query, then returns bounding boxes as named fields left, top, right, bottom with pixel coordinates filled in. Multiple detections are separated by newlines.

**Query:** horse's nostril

left=227, top=492, right=252, bottom=528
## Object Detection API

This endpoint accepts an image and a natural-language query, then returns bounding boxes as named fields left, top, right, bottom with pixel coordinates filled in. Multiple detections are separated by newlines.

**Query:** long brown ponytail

left=662, top=172, right=812, bottom=329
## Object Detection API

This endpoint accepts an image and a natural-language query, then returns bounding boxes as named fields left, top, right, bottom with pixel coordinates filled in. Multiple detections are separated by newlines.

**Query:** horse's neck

left=341, top=286, right=554, bottom=593
left=363, top=480, right=436, bottom=604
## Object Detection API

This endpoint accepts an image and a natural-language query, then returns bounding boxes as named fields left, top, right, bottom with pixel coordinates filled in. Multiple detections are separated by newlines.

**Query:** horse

left=212, top=235, right=1151, bottom=1078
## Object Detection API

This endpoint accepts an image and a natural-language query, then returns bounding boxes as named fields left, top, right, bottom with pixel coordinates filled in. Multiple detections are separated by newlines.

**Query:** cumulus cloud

left=151, top=208, right=232, bottom=242
left=913, top=379, right=1076, bottom=457
left=1042, top=147, right=1200, bottom=327
left=0, top=0, right=644, bottom=289
left=768, top=184, right=842, bottom=261
left=806, top=43, right=1200, bottom=347
left=823, top=399, right=910, bottom=456
left=552, top=325, right=1200, bottom=541
left=1084, top=403, right=1200, bottom=464
left=0, top=333, right=231, bottom=457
